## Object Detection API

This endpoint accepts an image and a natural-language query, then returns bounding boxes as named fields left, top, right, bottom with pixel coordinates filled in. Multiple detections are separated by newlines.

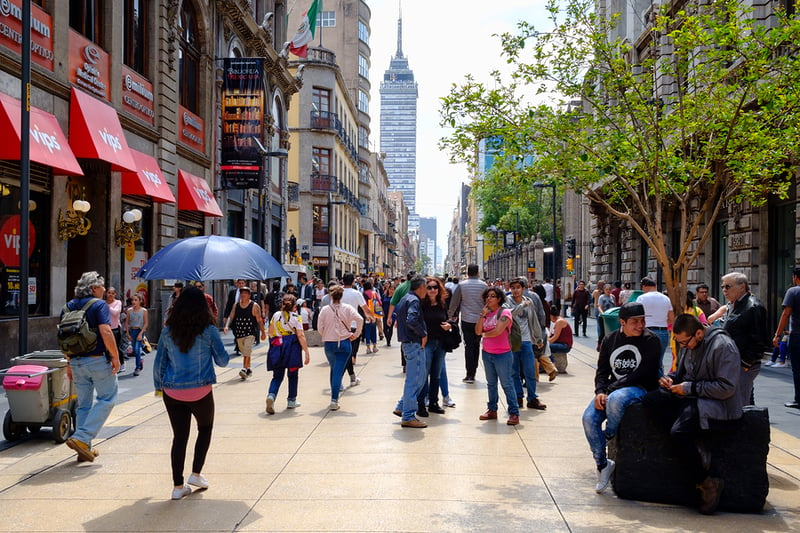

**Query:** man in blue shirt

left=63, top=271, right=120, bottom=463
left=392, top=276, right=429, bottom=428
left=774, top=267, right=800, bottom=409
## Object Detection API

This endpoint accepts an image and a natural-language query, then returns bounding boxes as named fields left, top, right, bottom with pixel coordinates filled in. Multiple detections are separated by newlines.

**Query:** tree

left=440, top=0, right=800, bottom=309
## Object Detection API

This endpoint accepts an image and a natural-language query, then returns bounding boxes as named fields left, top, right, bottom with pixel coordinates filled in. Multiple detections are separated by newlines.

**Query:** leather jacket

left=723, top=292, right=769, bottom=364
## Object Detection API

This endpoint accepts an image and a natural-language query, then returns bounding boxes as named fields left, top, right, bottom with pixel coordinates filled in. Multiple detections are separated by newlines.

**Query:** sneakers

left=239, top=368, right=247, bottom=380
left=401, top=418, right=427, bottom=428
left=287, top=399, right=301, bottom=409
left=246, top=368, right=253, bottom=377
left=118, top=364, right=126, bottom=373
left=595, top=459, right=615, bottom=493
left=329, top=400, right=340, bottom=411
left=772, top=362, right=787, bottom=368
left=171, top=484, right=192, bottom=500
left=462, top=377, right=475, bottom=384
left=442, top=396, right=456, bottom=408
left=187, top=473, right=209, bottom=489
left=479, top=410, right=498, bottom=420
left=66, top=437, right=95, bottom=463
left=265, top=395, right=275, bottom=414
left=527, top=398, right=547, bottom=410
left=350, top=377, right=361, bottom=387
left=697, top=476, right=724, bottom=515
left=507, top=414, right=520, bottom=425
left=763, top=360, right=774, bottom=367
left=365, top=347, right=373, bottom=354
left=372, top=345, right=379, bottom=353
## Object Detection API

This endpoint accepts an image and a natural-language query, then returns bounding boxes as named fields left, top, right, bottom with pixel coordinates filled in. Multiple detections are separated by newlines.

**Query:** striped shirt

left=448, top=277, right=488, bottom=323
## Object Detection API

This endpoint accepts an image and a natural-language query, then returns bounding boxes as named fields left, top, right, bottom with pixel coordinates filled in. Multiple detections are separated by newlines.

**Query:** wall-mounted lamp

left=58, top=183, right=91, bottom=240
left=114, top=208, right=143, bottom=247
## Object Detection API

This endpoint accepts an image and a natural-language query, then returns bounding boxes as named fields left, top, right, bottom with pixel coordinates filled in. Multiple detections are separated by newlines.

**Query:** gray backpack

left=57, top=298, right=100, bottom=356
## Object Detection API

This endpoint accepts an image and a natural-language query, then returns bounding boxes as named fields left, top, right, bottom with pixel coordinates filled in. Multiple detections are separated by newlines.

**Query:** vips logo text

left=143, top=169, right=162, bottom=186
left=30, top=124, right=61, bottom=154
left=99, top=128, right=123, bottom=153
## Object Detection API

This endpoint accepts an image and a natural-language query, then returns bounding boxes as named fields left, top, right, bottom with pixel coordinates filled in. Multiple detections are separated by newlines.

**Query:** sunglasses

left=426, top=285, right=439, bottom=290
left=721, top=284, right=734, bottom=290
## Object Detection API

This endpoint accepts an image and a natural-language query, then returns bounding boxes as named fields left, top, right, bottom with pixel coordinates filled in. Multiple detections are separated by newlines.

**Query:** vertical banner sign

left=221, top=58, right=264, bottom=189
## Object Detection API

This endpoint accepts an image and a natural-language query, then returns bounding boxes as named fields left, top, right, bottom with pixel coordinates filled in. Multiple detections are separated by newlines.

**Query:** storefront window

left=0, top=184, right=50, bottom=317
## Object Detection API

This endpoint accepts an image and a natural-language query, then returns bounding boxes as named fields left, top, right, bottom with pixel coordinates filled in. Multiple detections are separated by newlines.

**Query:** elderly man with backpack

left=59, top=271, right=120, bottom=463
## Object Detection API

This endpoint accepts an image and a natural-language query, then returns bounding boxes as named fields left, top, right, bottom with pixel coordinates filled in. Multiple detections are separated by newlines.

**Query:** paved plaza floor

left=1, top=332, right=799, bottom=532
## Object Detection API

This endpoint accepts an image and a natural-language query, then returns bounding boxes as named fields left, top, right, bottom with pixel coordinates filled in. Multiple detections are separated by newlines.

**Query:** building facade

left=0, top=0, right=298, bottom=365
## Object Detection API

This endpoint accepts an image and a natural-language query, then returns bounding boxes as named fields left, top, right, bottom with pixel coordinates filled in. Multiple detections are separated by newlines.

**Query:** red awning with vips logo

left=0, top=92, right=83, bottom=176
left=69, top=87, right=136, bottom=172
left=122, top=150, right=176, bottom=203
left=178, top=170, right=223, bottom=217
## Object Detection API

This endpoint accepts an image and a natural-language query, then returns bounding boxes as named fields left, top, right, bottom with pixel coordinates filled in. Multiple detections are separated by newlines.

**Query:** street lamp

left=532, top=181, right=557, bottom=282
left=253, top=139, right=288, bottom=253
left=328, top=191, right=346, bottom=281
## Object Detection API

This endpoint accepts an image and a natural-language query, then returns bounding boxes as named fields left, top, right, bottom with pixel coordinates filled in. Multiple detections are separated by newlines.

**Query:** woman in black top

left=418, top=276, right=453, bottom=416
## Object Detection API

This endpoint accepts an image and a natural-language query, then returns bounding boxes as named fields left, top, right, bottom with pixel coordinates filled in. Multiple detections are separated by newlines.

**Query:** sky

left=366, top=0, right=553, bottom=263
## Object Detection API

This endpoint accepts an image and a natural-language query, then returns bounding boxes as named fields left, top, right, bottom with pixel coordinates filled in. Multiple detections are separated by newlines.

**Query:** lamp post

left=254, top=143, right=288, bottom=253
left=328, top=191, right=346, bottom=281
left=533, top=182, right=557, bottom=282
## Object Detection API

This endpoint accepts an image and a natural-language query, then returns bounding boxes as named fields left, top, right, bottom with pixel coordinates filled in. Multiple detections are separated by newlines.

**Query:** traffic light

left=566, top=238, right=576, bottom=258
left=566, top=257, right=574, bottom=273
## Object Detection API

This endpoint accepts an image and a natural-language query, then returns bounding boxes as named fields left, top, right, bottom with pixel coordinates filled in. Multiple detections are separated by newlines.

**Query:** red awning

left=68, top=88, right=136, bottom=172
left=178, top=170, right=223, bottom=217
left=0, top=92, right=83, bottom=175
left=122, top=150, right=176, bottom=203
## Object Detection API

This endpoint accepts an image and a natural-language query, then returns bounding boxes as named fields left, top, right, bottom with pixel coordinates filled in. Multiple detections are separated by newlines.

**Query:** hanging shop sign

left=220, top=58, right=265, bottom=189
left=121, top=66, right=155, bottom=125
left=68, top=30, right=110, bottom=100
left=178, top=105, right=205, bottom=153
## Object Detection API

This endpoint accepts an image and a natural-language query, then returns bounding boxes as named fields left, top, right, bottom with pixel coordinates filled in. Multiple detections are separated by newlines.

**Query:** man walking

left=695, top=283, right=721, bottom=319
left=571, top=280, right=592, bottom=337
left=720, top=272, right=769, bottom=405
left=63, top=271, right=120, bottom=463
left=645, top=314, right=743, bottom=514
left=773, top=267, right=800, bottom=409
left=582, top=302, right=662, bottom=493
left=448, top=264, right=488, bottom=383
left=393, top=276, right=429, bottom=428
left=637, top=277, right=675, bottom=365
left=224, top=287, right=265, bottom=379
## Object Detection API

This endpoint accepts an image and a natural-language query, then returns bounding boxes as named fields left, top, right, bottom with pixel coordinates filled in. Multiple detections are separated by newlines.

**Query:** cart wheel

left=52, top=409, right=72, bottom=444
left=3, top=410, right=24, bottom=442
left=26, top=424, right=42, bottom=434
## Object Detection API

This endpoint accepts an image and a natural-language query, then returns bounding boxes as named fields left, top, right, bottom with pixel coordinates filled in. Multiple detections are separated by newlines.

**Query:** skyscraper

left=380, top=10, right=419, bottom=230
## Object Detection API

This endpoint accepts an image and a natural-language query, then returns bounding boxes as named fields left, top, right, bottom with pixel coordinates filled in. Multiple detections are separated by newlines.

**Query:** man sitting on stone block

left=582, top=302, right=662, bottom=494
left=644, top=313, right=743, bottom=515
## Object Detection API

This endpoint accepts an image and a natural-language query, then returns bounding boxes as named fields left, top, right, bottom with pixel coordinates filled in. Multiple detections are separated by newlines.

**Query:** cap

left=619, top=302, right=645, bottom=320
left=640, top=277, right=656, bottom=287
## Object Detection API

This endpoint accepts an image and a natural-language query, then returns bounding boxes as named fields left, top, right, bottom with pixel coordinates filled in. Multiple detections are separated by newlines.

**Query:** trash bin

left=2, top=365, right=50, bottom=424
left=627, top=290, right=643, bottom=303
left=601, top=307, right=622, bottom=336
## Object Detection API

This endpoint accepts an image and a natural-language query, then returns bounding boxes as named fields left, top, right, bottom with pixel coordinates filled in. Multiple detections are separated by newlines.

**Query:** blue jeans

left=129, top=328, right=143, bottom=370
left=482, top=350, right=519, bottom=415
left=651, top=328, right=671, bottom=372
left=440, top=358, right=450, bottom=398
left=268, top=367, right=299, bottom=401
left=549, top=342, right=571, bottom=353
left=324, top=340, right=351, bottom=401
left=419, top=338, right=445, bottom=406
left=363, top=322, right=377, bottom=345
left=582, top=386, right=646, bottom=468
left=789, top=332, right=800, bottom=404
left=511, top=341, right=538, bottom=400
left=70, top=355, right=118, bottom=445
left=395, top=342, right=426, bottom=421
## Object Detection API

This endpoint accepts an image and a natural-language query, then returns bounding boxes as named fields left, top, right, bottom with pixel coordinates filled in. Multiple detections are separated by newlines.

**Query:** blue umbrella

left=137, top=236, right=290, bottom=281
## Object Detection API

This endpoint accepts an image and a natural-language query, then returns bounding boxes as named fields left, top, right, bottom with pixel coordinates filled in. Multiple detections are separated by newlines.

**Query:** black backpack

left=57, top=298, right=100, bottom=356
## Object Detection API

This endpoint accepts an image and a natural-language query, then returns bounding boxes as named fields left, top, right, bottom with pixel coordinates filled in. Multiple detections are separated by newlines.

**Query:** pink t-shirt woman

left=481, top=308, right=513, bottom=354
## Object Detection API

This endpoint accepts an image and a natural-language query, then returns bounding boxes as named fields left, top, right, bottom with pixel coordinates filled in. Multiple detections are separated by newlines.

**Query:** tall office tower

left=419, top=216, right=437, bottom=273
left=380, top=10, right=419, bottom=230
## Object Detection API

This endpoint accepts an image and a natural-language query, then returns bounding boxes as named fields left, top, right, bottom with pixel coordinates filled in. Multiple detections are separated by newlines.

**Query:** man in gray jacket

left=645, top=314, right=743, bottom=515
left=507, top=277, right=547, bottom=409
left=448, top=264, right=487, bottom=383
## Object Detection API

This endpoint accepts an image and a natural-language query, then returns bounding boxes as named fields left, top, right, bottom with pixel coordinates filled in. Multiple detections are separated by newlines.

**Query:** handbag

left=441, top=320, right=462, bottom=352
left=141, top=336, right=153, bottom=354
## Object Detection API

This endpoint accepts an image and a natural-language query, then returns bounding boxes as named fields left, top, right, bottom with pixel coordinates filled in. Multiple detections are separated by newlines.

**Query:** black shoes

left=416, top=406, right=429, bottom=418
left=785, top=401, right=800, bottom=409
left=428, top=403, right=445, bottom=414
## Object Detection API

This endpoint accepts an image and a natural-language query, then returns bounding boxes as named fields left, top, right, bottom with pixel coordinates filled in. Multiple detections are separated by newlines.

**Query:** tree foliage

left=440, top=0, right=800, bottom=308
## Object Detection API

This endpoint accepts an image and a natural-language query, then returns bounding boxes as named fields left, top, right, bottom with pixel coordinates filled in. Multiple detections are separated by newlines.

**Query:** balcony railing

left=310, top=111, right=359, bottom=162
left=311, top=174, right=337, bottom=193
left=287, top=182, right=299, bottom=211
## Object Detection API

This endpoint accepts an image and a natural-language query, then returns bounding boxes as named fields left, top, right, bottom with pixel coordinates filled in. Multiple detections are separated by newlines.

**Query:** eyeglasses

left=486, top=294, right=499, bottom=299
left=426, top=286, right=439, bottom=290
left=721, top=284, right=734, bottom=290
left=675, top=337, right=692, bottom=347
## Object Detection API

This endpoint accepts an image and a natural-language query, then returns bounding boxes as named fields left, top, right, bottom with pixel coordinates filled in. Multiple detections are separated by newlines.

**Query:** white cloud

left=367, top=0, right=552, bottom=251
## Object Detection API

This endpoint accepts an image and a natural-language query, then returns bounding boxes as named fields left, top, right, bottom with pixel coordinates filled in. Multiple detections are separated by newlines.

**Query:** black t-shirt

left=594, top=328, right=662, bottom=395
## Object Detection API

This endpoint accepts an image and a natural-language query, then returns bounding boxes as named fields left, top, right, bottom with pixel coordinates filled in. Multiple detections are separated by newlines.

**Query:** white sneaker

left=350, top=377, right=361, bottom=387
left=763, top=361, right=774, bottom=367
left=187, top=473, right=209, bottom=489
left=595, top=459, right=615, bottom=493
left=287, top=399, right=301, bottom=409
left=773, top=362, right=787, bottom=368
left=372, top=345, right=379, bottom=353
left=443, top=396, right=456, bottom=408
left=329, top=400, right=340, bottom=411
left=171, top=484, right=192, bottom=500
left=239, top=368, right=247, bottom=380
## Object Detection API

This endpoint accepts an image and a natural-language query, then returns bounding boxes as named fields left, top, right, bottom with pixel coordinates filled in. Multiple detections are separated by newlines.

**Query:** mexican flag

left=288, top=0, right=320, bottom=58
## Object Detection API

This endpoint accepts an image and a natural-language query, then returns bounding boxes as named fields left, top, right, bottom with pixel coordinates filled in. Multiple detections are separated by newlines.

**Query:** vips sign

left=0, top=0, right=54, bottom=71
left=221, top=58, right=265, bottom=189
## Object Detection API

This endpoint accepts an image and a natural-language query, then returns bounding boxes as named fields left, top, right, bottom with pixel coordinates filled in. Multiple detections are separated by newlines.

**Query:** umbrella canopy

left=137, top=236, right=290, bottom=281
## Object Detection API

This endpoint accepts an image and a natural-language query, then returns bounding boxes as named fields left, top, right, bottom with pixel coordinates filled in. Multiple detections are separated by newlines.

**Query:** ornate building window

left=123, top=0, right=148, bottom=75
left=178, top=1, right=200, bottom=113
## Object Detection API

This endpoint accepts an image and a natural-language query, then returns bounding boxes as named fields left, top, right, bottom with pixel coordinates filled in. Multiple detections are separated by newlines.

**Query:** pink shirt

left=317, top=303, right=364, bottom=342
left=107, top=299, right=122, bottom=329
left=164, top=385, right=212, bottom=402
left=482, top=308, right=513, bottom=354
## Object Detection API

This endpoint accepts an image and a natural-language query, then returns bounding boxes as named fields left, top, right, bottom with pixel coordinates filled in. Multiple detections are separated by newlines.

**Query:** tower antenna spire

left=396, top=0, right=403, bottom=58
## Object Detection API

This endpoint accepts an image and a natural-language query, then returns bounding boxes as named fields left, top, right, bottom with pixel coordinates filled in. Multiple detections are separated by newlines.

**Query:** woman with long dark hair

left=418, top=276, right=452, bottom=416
left=154, top=287, right=229, bottom=500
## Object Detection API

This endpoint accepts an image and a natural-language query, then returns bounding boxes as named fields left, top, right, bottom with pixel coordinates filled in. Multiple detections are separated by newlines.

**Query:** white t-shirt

left=341, top=287, right=367, bottom=328
left=636, top=290, right=672, bottom=327
left=270, top=310, right=302, bottom=335
left=543, top=282, right=554, bottom=303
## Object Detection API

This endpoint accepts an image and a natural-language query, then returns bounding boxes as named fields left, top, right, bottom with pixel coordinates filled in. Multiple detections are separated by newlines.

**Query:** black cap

left=640, top=277, right=656, bottom=287
left=619, top=302, right=645, bottom=320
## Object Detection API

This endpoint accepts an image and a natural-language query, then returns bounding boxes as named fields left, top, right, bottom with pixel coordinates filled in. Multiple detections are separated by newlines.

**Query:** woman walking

left=382, top=281, right=395, bottom=347
left=126, top=294, right=149, bottom=377
left=317, top=286, right=363, bottom=411
left=153, top=287, right=229, bottom=500
left=363, top=280, right=382, bottom=354
left=265, top=294, right=311, bottom=414
left=476, top=286, right=521, bottom=425
left=105, top=287, right=124, bottom=371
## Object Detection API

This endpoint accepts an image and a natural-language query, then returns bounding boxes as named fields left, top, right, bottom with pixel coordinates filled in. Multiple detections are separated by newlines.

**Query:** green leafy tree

left=440, top=0, right=800, bottom=308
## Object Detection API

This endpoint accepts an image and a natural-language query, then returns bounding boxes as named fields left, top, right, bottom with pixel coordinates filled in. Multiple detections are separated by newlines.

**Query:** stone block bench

left=607, top=403, right=769, bottom=513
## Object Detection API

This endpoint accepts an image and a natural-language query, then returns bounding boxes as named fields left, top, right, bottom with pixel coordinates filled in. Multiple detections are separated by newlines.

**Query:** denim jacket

left=396, top=292, right=427, bottom=343
left=153, top=325, right=229, bottom=391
